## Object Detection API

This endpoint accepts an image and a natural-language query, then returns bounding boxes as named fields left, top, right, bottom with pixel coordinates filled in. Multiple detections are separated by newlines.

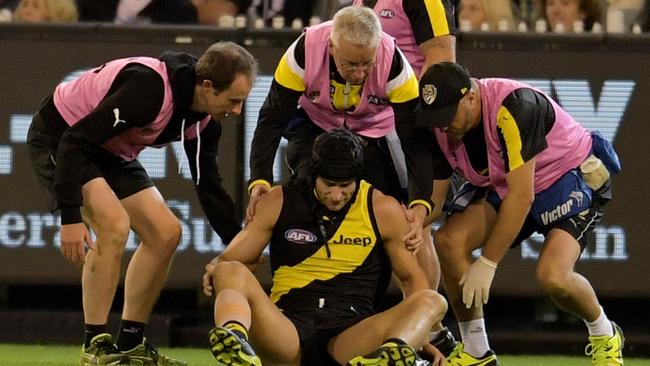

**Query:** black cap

left=415, top=62, right=472, bottom=129
left=312, top=128, right=364, bottom=181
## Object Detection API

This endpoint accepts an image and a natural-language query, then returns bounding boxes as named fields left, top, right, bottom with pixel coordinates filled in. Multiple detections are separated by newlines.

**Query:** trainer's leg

left=536, top=229, right=609, bottom=329
left=120, top=187, right=181, bottom=322
left=435, top=199, right=496, bottom=357
left=81, top=178, right=131, bottom=325
left=435, top=200, right=495, bottom=322
left=329, top=289, right=446, bottom=364
left=212, top=261, right=301, bottom=365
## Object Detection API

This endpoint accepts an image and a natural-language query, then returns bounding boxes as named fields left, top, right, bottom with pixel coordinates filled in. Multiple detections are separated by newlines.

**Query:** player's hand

left=245, top=184, right=271, bottom=225
left=459, top=255, right=498, bottom=308
left=421, top=343, right=446, bottom=366
left=202, top=259, right=218, bottom=296
left=403, top=205, right=426, bottom=253
left=60, top=223, right=95, bottom=268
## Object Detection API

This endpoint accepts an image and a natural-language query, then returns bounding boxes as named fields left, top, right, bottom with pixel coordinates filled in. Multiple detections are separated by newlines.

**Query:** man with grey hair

left=246, top=5, right=436, bottom=307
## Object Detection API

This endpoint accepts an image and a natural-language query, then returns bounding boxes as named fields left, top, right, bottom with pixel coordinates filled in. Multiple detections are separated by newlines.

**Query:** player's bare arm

left=203, top=186, right=282, bottom=296
left=373, top=189, right=429, bottom=297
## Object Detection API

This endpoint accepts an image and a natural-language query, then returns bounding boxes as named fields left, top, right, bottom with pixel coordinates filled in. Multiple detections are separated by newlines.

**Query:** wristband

left=407, top=199, right=432, bottom=216
left=247, top=179, right=271, bottom=195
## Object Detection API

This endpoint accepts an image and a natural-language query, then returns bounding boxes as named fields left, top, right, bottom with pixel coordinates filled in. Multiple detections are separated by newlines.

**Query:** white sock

left=584, top=306, right=613, bottom=337
left=459, top=319, right=490, bottom=357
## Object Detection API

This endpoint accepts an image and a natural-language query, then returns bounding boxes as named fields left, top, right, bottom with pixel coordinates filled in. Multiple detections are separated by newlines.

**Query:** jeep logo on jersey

left=331, top=234, right=372, bottom=246
left=379, top=9, right=395, bottom=19
left=285, top=229, right=318, bottom=244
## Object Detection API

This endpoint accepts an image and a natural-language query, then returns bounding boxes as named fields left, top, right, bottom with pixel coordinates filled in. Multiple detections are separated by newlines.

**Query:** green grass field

left=0, top=344, right=648, bottom=366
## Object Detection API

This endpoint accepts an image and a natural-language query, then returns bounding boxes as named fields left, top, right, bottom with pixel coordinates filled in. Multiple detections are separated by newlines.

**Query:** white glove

left=459, top=255, right=498, bottom=309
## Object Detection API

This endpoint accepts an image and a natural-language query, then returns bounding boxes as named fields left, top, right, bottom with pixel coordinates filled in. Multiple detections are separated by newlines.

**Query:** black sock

left=223, top=320, right=249, bottom=340
left=115, top=320, right=146, bottom=351
left=84, top=323, right=108, bottom=348
left=382, top=338, right=407, bottom=347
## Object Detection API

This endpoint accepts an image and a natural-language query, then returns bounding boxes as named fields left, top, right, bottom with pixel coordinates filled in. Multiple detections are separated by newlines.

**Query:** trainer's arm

left=419, top=36, right=456, bottom=74
left=184, top=120, right=241, bottom=245
left=482, top=89, right=552, bottom=263
left=248, top=81, right=302, bottom=187
left=374, top=190, right=429, bottom=298
left=424, top=178, right=451, bottom=225
left=388, top=48, right=435, bottom=213
left=482, top=159, right=535, bottom=264
left=424, top=138, right=453, bottom=225
left=249, top=35, right=305, bottom=188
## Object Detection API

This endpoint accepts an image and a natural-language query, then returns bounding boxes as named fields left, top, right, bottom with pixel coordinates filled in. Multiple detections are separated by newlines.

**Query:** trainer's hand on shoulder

left=403, top=205, right=426, bottom=253
left=459, top=255, right=498, bottom=308
left=245, top=184, right=271, bottom=225
left=60, top=223, right=95, bottom=268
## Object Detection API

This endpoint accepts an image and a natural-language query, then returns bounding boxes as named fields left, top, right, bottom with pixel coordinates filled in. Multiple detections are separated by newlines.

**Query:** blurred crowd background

left=0, top=0, right=648, bottom=34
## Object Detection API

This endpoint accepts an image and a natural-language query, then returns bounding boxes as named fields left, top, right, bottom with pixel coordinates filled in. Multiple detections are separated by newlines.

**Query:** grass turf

left=0, top=344, right=649, bottom=365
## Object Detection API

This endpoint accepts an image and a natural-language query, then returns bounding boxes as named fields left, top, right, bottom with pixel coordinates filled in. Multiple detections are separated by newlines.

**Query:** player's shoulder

left=371, top=188, right=403, bottom=219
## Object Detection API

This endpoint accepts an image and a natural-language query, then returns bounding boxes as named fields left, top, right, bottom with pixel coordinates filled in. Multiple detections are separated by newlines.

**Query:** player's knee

left=536, top=264, right=571, bottom=298
left=412, top=290, right=448, bottom=323
left=213, top=261, right=250, bottom=282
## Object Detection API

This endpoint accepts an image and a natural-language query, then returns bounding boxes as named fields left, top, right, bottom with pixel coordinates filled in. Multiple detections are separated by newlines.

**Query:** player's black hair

left=311, top=128, right=364, bottom=181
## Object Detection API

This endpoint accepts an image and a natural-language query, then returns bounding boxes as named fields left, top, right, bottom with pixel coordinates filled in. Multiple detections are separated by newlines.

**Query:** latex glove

left=459, top=255, right=498, bottom=308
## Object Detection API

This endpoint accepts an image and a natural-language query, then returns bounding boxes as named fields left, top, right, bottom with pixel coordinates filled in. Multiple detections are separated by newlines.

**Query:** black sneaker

left=418, top=327, right=458, bottom=362
left=430, top=327, right=458, bottom=357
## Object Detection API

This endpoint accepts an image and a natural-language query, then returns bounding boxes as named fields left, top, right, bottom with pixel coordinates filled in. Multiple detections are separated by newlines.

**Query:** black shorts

left=27, top=112, right=154, bottom=212
left=281, top=301, right=367, bottom=366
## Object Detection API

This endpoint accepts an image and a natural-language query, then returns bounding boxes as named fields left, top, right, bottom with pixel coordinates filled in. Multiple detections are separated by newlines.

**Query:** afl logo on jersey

left=285, top=229, right=318, bottom=244
left=379, top=9, right=395, bottom=19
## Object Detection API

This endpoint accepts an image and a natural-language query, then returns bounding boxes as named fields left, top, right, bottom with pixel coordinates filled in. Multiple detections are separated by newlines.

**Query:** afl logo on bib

left=379, top=9, right=395, bottom=19
left=285, top=229, right=318, bottom=244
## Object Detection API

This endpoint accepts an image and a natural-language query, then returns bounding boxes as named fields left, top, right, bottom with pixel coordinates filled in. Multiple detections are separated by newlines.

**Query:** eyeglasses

left=330, top=44, right=376, bottom=72
left=338, top=60, right=376, bottom=72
